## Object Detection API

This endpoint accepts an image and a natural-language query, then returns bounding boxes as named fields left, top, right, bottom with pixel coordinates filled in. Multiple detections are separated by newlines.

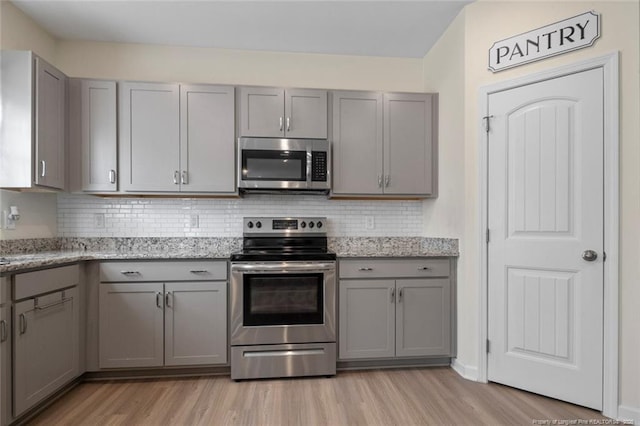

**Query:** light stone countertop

left=0, top=237, right=458, bottom=275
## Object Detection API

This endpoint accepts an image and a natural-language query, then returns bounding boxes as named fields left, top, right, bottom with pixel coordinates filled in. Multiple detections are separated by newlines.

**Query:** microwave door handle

left=306, top=148, right=312, bottom=185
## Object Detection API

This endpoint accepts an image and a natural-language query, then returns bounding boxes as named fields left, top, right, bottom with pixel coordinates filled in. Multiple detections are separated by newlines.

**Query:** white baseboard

left=617, top=405, right=640, bottom=423
left=451, top=358, right=480, bottom=382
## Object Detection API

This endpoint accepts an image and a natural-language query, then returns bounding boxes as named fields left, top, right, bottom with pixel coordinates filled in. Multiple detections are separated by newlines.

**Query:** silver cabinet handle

left=286, top=117, right=291, bottom=131
left=35, top=291, right=72, bottom=311
left=398, top=288, right=403, bottom=303
left=358, top=267, right=373, bottom=271
left=19, top=313, right=27, bottom=335
left=120, top=271, right=140, bottom=276
left=582, top=250, right=598, bottom=262
left=0, top=320, right=7, bottom=342
left=109, top=169, right=116, bottom=184
left=41, top=160, right=46, bottom=177
left=390, top=288, right=395, bottom=303
left=418, top=267, right=431, bottom=271
left=378, top=175, right=383, bottom=188
left=156, top=292, right=163, bottom=308
left=190, top=270, right=209, bottom=274
left=181, top=170, right=188, bottom=185
left=279, top=117, right=283, bottom=131
left=385, top=175, right=390, bottom=187
left=165, top=292, right=172, bottom=308
left=173, top=171, right=180, bottom=185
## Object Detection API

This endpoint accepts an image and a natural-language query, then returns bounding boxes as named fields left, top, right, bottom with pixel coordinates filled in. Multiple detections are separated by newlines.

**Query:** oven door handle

left=231, top=263, right=335, bottom=273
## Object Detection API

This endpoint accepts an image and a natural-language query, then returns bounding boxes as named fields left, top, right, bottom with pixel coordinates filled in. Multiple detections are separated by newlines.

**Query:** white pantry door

left=487, top=68, right=604, bottom=410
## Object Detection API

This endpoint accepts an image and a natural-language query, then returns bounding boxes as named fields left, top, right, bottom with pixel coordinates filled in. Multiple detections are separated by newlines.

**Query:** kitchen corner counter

left=1, top=236, right=458, bottom=274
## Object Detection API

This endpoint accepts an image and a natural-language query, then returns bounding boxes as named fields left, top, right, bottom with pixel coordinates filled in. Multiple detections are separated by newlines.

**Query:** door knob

left=582, top=250, right=598, bottom=262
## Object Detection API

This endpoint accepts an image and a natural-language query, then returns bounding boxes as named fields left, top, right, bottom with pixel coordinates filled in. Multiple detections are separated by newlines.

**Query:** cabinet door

left=99, top=283, right=164, bottom=368
left=338, top=280, right=395, bottom=360
left=180, top=85, right=235, bottom=193
left=0, top=305, right=9, bottom=426
left=164, top=282, right=227, bottom=366
left=34, top=56, right=66, bottom=190
left=331, top=91, right=383, bottom=195
left=120, top=82, right=180, bottom=192
left=383, top=93, right=436, bottom=196
left=285, top=89, right=327, bottom=139
left=395, top=279, right=451, bottom=357
left=80, top=80, right=118, bottom=192
left=13, top=288, right=80, bottom=417
left=237, top=87, right=284, bottom=137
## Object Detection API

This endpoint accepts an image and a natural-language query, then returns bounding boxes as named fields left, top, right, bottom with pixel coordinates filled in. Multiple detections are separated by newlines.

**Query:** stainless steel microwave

left=237, top=138, right=331, bottom=193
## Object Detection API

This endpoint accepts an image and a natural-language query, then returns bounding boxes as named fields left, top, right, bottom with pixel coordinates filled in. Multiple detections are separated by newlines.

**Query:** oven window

left=242, top=150, right=306, bottom=181
left=243, top=273, right=323, bottom=326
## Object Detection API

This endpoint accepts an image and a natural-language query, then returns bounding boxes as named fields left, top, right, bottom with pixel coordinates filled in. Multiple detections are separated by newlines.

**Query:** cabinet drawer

left=14, top=264, right=80, bottom=300
left=100, top=261, right=227, bottom=282
left=339, top=258, right=450, bottom=279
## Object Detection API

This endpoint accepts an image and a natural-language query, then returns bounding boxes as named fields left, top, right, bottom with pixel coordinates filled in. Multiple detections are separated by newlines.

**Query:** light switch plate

left=3, top=211, right=16, bottom=230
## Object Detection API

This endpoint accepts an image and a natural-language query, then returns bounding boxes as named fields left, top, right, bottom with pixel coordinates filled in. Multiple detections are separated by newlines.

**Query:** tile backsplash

left=57, top=194, right=424, bottom=237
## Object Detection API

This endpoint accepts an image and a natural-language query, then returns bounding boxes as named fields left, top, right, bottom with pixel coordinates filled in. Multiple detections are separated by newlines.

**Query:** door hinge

left=486, top=229, right=490, bottom=243
left=482, top=115, right=494, bottom=133
left=486, top=339, right=490, bottom=353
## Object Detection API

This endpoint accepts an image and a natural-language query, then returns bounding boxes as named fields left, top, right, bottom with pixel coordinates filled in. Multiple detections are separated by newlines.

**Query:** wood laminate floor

left=27, top=368, right=606, bottom=426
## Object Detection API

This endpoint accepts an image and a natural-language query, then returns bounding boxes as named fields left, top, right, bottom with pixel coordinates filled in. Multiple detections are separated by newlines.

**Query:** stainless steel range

left=229, top=217, right=337, bottom=380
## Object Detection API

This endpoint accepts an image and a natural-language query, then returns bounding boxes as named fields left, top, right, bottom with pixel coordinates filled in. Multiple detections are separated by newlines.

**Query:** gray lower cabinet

left=331, top=91, right=438, bottom=197
left=12, top=265, right=80, bottom=418
left=68, top=79, right=118, bottom=192
left=0, top=278, right=10, bottom=426
left=338, top=258, right=453, bottom=360
left=98, top=261, right=228, bottom=369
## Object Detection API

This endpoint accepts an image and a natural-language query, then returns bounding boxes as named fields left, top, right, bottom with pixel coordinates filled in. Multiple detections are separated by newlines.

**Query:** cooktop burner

left=231, top=217, right=335, bottom=262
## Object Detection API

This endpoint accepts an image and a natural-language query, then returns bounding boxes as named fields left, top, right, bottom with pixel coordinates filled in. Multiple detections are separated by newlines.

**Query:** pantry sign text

left=488, top=11, right=600, bottom=72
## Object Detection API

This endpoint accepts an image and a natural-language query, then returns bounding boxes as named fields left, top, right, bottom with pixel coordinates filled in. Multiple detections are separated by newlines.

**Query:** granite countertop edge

left=1, top=237, right=459, bottom=274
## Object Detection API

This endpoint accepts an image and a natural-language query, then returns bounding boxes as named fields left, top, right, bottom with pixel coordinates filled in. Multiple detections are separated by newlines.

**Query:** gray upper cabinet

left=383, top=93, right=437, bottom=196
left=238, top=87, right=327, bottom=139
left=120, top=82, right=235, bottom=194
left=331, top=91, right=383, bottom=194
left=180, top=85, right=235, bottom=193
left=0, top=51, right=67, bottom=190
left=120, top=82, right=180, bottom=192
left=331, top=91, right=438, bottom=197
left=68, top=79, right=118, bottom=192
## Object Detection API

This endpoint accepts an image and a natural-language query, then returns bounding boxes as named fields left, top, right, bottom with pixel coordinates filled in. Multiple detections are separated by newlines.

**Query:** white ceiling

left=12, top=0, right=472, bottom=58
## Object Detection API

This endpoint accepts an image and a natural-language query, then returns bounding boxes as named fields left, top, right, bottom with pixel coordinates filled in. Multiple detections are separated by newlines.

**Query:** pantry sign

left=488, top=11, right=600, bottom=72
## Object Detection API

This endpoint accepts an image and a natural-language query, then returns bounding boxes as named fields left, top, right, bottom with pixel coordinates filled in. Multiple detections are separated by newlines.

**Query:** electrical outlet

left=365, top=216, right=375, bottom=230
left=190, top=214, right=199, bottom=228
left=94, top=213, right=105, bottom=229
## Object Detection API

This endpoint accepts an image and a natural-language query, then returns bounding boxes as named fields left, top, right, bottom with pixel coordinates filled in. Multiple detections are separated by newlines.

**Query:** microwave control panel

left=311, top=151, right=328, bottom=182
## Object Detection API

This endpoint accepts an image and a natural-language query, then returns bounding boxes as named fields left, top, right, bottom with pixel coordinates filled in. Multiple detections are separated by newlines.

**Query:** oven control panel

left=243, top=217, right=327, bottom=235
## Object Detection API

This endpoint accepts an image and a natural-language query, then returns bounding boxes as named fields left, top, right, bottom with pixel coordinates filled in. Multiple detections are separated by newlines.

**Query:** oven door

left=230, top=262, right=336, bottom=346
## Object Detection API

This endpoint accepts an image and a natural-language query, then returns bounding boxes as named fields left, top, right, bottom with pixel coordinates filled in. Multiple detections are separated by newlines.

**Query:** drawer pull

left=156, top=292, right=163, bottom=308
left=190, top=270, right=209, bottom=274
left=120, top=271, right=141, bottom=276
left=19, top=313, right=27, bottom=335
left=0, top=320, right=7, bottom=342
left=358, top=267, right=373, bottom=271
left=165, top=292, right=172, bottom=308
left=418, top=267, right=431, bottom=271
left=398, top=288, right=403, bottom=303
left=390, top=288, right=395, bottom=303
left=35, top=292, right=72, bottom=311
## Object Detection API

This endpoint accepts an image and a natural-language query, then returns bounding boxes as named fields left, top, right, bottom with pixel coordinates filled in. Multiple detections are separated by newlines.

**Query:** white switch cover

left=94, top=213, right=105, bottom=229
left=190, top=214, right=199, bottom=228
left=365, top=216, right=375, bottom=230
